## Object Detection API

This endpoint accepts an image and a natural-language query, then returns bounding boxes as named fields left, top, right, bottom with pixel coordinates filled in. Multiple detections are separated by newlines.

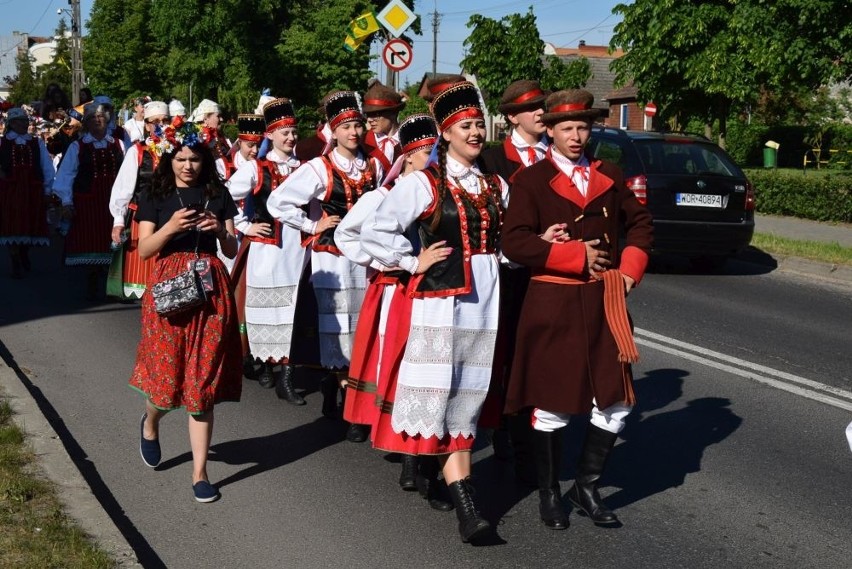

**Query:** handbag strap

left=175, top=189, right=209, bottom=258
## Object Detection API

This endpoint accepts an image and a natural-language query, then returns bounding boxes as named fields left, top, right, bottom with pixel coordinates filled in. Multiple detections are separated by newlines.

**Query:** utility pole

left=69, top=0, right=83, bottom=106
left=431, top=3, right=441, bottom=76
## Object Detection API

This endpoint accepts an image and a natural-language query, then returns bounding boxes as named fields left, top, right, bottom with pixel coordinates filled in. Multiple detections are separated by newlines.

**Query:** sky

left=1, top=0, right=622, bottom=89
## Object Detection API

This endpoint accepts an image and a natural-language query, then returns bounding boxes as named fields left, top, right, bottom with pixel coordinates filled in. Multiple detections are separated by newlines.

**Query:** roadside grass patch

left=752, top=233, right=852, bottom=266
left=0, top=396, right=115, bottom=568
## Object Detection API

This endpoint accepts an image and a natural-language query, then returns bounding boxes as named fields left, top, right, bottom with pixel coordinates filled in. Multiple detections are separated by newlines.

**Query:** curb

left=735, top=248, right=852, bottom=287
left=0, top=359, right=142, bottom=568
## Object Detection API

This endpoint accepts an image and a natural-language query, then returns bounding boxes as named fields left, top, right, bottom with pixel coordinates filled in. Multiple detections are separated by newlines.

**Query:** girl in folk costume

left=190, top=99, right=233, bottom=179
left=335, top=115, right=449, bottom=497
left=108, top=101, right=169, bottom=299
left=362, top=82, right=404, bottom=173
left=501, top=90, right=653, bottom=530
left=227, top=101, right=309, bottom=404
left=268, top=91, right=383, bottom=422
left=0, top=108, right=55, bottom=278
left=130, top=118, right=242, bottom=503
left=54, top=100, right=126, bottom=298
left=360, top=81, right=510, bottom=543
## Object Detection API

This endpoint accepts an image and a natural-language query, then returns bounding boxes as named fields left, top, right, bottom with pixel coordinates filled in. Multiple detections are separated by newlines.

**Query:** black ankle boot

left=257, top=363, right=276, bottom=389
left=447, top=477, right=491, bottom=543
left=275, top=364, right=305, bottom=405
left=533, top=429, right=568, bottom=530
left=320, top=374, right=339, bottom=418
left=345, top=423, right=369, bottom=442
left=399, top=455, right=419, bottom=491
left=415, top=457, right=453, bottom=512
left=566, top=424, right=620, bottom=526
left=242, top=355, right=258, bottom=380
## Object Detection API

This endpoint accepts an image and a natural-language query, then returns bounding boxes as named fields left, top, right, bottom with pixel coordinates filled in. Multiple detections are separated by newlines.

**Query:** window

left=619, top=104, right=629, bottom=129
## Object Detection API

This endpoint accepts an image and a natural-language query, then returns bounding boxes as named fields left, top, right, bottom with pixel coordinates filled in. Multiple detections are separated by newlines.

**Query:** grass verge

left=0, top=395, right=115, bottom=569
left=752, top=232, right=852, bottom=266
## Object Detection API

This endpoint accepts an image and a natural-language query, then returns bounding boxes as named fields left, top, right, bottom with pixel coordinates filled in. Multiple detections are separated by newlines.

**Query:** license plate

left=676, top=193, right=723, bottom=208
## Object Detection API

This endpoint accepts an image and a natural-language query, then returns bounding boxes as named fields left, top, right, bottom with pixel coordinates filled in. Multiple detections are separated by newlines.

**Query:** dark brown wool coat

left=501, top=155, right=653, bottom=415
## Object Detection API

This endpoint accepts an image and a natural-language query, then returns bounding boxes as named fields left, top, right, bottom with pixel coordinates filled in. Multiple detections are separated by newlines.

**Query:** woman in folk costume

left=501, top=89, right=653, bottom=530
left=129, top=118, right=242, bottom=503
left=190, top=99, right=233, bottom=179
left=0, top=107, right=55, bottom=278
left=335, top=115, right=449, bottom=499
left=54, top=99, right=125, bottom=298
left=360, top=81, right=509, bottom=543
left=361, top=82, right=404, bottom=173
left=108, top=101, right=169, bottom=299
left=227, top=100, right=309, bottom=404
left=268, top=91, right=383, bottom=420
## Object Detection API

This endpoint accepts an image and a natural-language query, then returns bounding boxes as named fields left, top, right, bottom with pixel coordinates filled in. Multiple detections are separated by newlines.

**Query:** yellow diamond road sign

left=377, top=0, right=417, bottom=38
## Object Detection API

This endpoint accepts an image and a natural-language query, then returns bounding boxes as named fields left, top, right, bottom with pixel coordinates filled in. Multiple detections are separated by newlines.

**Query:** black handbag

left=151, top=193, right=209, bottom=317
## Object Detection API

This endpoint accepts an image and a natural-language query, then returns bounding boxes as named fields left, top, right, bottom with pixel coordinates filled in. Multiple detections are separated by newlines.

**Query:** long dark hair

left=429, top=138, right=450, bottom=231
left=148, top=143, right=225, bottom=200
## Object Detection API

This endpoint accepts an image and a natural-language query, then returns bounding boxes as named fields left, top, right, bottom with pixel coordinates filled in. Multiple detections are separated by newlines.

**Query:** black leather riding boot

left=447, top=477, right=491, bottom=543
left=508, top=410, right=537, bottom=487
left=275, top=364, right=305, bottom=405
left=566, top=424, right=620, bottom=525
left=257, top=362, right=276, bottom=389
left=533, top=429, right=568, bottom=530
left=320, top=373, right=339, bottom=418
left=399, top=454, right=419, bottom=491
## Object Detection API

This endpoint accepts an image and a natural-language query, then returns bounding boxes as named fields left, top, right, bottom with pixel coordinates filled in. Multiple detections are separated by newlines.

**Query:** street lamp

left=58, top=0, right=83, bottom=106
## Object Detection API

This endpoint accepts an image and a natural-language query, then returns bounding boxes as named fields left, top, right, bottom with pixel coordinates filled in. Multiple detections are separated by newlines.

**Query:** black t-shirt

left=136, top=185, right=238, bottom=255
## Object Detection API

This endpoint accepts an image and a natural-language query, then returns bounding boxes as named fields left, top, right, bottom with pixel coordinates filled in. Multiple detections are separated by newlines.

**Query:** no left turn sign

left=382, top=38, right=413, bottom=72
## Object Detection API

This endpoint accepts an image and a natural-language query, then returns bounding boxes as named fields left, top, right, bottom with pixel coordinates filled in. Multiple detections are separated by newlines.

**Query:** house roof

left=605, top=83, right=638, bottom=102
left=553, top=43, right=625, bottom=111
left=0, top=35, right=25, bottom=90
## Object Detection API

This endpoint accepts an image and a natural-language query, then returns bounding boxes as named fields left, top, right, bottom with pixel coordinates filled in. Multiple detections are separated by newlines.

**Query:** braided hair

left=429, top=138, right=450, bottom=232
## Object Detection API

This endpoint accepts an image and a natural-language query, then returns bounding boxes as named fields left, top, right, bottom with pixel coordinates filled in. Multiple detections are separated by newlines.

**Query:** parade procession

left=2, top=0, right=852, bottom=566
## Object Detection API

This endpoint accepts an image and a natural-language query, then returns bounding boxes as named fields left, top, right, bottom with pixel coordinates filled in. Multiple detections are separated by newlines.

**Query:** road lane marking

left=635, top=328, right=852, bottom=412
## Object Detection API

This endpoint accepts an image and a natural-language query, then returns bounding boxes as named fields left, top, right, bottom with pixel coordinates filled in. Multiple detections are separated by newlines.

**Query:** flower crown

left=146, top=116, right=210, bottom=157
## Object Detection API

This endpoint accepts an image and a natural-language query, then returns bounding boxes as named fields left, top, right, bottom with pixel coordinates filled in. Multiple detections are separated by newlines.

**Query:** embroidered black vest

left=412, top=167, right=503, bottom=297
left=246, top=160, right=287, bottom=246
left=313, top=156, right=376, bottom=255
left=0, top=137, right=41, bottom=180
left=134, top=142, right=156, bottom=201
left=72, top=138, right=123, bottom=195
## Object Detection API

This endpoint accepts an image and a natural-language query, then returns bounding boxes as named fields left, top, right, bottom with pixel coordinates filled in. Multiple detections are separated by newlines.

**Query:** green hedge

left=745, top=169, right=852, bottom=223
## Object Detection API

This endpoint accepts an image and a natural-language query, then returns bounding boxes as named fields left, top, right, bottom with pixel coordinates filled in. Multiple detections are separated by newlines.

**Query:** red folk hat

left=430, top=81, right=485, bottom=132
left=362, top=82, right=405, bottom=114
left=262, top=98, right=297, bottom=133
left=398, top=113, right=438, bottom=155
left=540, top=89, right=601, bottom=125
left=498, top=80, right=547, bottom=115
left=237, top=113, right=265, bottom=142
left=423, top=74, right=466, bottom=103
left=324, top=91, right=365, bottom=130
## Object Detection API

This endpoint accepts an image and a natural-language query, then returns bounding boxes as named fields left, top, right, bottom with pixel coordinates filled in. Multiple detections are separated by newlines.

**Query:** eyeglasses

left=145, top=118, right=164, bottom=125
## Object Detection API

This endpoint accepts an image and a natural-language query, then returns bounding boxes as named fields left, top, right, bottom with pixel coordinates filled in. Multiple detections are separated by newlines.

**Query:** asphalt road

left=1, top=244, right=850, bottom=569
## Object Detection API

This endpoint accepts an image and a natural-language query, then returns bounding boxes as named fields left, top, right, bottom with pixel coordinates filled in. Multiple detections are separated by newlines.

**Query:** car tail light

left=626, top=175, right=647, bottom=205
left=745, top=180, right=755, bottom=211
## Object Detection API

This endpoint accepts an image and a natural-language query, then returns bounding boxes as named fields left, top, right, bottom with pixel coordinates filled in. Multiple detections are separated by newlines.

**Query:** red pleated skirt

left=121, top=204, right=157, bottom=298
left=0, top=170, right=49, bottom=245
left=65, top=178, right=113, bottom=265
left=129, top=251, right=242, bottom=414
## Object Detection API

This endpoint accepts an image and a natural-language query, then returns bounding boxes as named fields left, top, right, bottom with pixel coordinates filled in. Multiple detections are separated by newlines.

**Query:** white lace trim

left=314, top=286, right=365, bottom=316
left=391, top=386, right=486, bottom=439
left=248, top=322, right=294, bottom=361
left=319, top=332, right=353, bottom=368
left=246, top=285, right=296, bottom=308
left=404, top=326, right=498, bottom=368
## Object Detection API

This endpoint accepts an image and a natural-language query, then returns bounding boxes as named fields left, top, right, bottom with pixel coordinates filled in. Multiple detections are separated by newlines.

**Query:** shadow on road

left=604, top=368, right=742, bottom=510
left=649, top=248, right=777, bottom=277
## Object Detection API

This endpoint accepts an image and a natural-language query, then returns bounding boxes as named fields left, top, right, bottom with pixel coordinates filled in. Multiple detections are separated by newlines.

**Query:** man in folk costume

left=361, top=82, right=404, bottom=174
left=190, top=99, right=233, bottom=179
left=268, top=91, right=383, bottom=430
left=502, top=89, right=653, bottom=530
left=108, top=101, right=168, bottom=299
left=227, top=101, right=308, bottom=404
left=480, top=80, right=550, bottom=484
left=422, top=74, right=467, bottom=103
left=0, top=107, right=55, bottom=278
left=54, top=99, right=126, bottom=299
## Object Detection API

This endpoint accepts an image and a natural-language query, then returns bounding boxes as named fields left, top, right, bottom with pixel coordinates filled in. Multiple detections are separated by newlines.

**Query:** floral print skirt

left=129, top=251, right=242, bottom=414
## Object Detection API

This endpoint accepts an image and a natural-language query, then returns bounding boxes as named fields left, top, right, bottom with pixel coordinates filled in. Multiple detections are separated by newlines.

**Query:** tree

left=610, top=0, right=852, bottom=147
left=461, top=9, right=590, bottom=114
left=84, top=0, right=161, bottom=102
left=6, top=49, right=40, bottom=105
left=36, top=19, right=73, bottom=101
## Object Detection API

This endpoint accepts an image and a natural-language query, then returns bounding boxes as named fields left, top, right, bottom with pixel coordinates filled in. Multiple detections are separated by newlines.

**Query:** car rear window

left=635, top=140, right=744, bottom=177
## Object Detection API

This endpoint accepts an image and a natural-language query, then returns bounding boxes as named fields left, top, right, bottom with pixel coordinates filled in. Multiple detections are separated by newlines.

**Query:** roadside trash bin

left=763, top=140, right=779, bottom=168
